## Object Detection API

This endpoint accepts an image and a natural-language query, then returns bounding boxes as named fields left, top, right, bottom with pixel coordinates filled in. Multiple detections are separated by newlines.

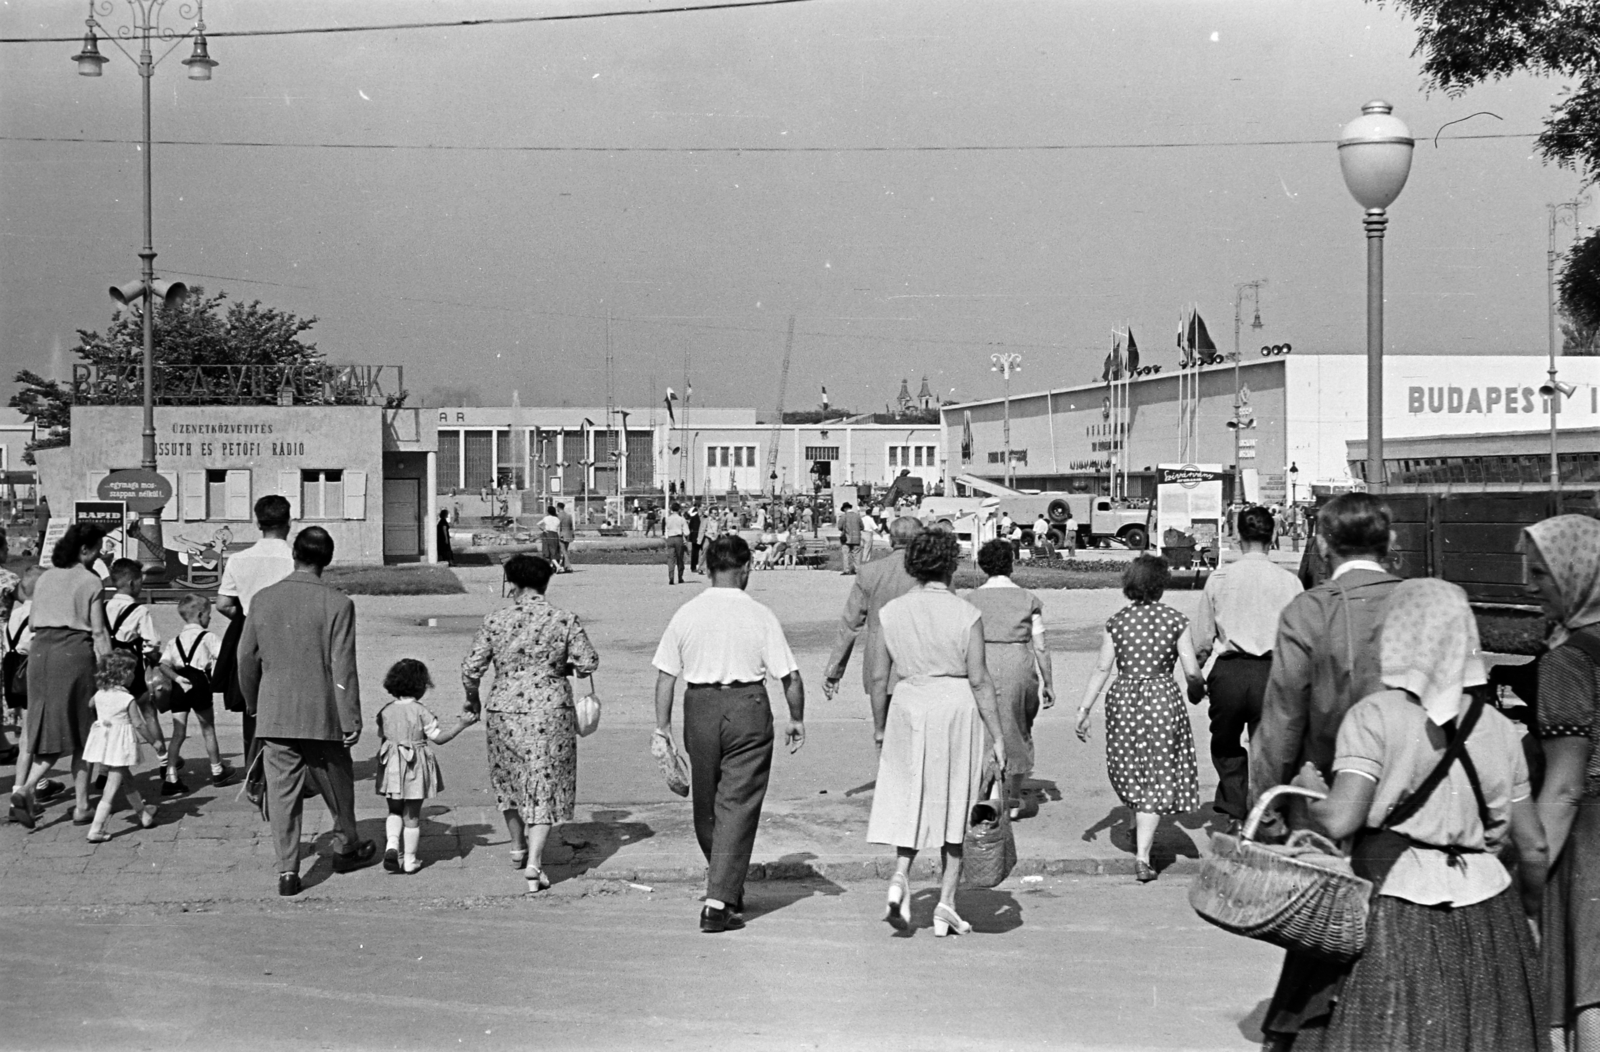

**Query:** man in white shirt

left=1192, top=506, right=1303, bottom=826
left=662, top=503, right=689, bottom=585
left=215, top=495, right=296, bottom=794
left=652, top=534, right=805, bottom=932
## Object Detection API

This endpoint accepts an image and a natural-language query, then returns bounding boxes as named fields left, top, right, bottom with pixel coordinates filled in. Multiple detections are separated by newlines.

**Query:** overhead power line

left=0, top=131, right=1535, bottom=153
left=0, top=0, right=818, bottom=43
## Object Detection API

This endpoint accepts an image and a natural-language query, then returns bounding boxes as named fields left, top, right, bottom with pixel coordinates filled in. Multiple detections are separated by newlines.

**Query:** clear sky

left=0, top=0, right=1588, bottom=414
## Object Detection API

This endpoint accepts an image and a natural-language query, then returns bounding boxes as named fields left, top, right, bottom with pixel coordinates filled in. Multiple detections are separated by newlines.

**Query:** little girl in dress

left=83, top=651, right=165, bottom=843
left=374, top=659, right=475, bottom=874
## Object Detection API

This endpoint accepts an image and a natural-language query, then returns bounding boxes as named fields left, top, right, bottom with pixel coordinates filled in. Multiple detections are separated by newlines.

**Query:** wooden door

left=382, top=478, right=421, bottom=561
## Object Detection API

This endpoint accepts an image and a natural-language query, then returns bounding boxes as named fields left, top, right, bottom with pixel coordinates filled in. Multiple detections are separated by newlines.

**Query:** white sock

left=402, top=826, right=419, bottom=862
left=211, top=762, right=224, bottom=776
left=385, top=814, right=402, bottom=850
left=704, top=898, right=725, bottom=911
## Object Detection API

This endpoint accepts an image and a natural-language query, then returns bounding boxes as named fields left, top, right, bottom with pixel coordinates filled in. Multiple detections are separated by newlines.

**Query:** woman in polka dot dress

left=1077, top=554, right=1205, bottom=882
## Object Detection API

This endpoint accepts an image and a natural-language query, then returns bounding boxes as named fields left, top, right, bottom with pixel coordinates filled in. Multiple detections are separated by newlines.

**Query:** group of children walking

left=5, top=559, right=475, bottom=874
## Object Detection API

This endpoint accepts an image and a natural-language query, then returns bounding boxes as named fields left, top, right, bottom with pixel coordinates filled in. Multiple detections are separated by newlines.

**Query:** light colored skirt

left=867, top=674, right=985, bottom=851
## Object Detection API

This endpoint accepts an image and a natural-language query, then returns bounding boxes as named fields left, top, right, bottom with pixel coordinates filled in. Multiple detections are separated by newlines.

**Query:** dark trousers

left=1206, top=652, right=1274, bottom=820
left=690, top=539, right=702, bottom=572
left=683, top=683, right=774, bottom=907
left=666, top=537, right=686, bottom=583
left=260, top=737, right=360, bottom=874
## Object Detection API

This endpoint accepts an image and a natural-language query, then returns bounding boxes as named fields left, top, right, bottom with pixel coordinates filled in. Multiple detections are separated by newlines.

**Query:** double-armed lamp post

left=990, top=352, right=1023, bottom=488
left=1338, top=101, right=1414, bottom=494
left=75, top=0, right=217, bottom=562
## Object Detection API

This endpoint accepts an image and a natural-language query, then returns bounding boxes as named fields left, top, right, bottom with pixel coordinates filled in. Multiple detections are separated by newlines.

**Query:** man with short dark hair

left=1250, top=493, right=1400, bottom=809
left=823, top=516, right=921, bottom=702
left=237, top=526, right=375, bottom=896
left=216, top=494, right=295, bottom=795
left=652, top=534, right=804, bottom=932
left=837, top=502, right=864, bottom=575
left=556, top=502, right=575, bottom=573
left=1193, top=506, right=1302, bottom=826
left=687, top=504, right=703, bottom=576
left=663, top=503, right=689, bottom=585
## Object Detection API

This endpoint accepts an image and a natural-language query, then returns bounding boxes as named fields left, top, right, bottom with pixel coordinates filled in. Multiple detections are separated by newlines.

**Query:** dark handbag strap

left=1381, top=693, right=1488, bottom=833
left=6, top=616, right=25, bottom=650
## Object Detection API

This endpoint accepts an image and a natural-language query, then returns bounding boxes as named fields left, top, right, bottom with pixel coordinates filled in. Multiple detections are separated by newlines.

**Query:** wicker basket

left=1188, top=786, right=1373, bottom=962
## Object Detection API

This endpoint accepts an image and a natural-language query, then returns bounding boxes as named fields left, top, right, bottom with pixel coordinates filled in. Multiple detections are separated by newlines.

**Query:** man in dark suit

left=822, top=516, right=921, bottom=705
left=1250, top=493, right=1401, bottom=811
left=687, top=504, right=703, bottom=575
left=237, top=526, right=376, bottom=896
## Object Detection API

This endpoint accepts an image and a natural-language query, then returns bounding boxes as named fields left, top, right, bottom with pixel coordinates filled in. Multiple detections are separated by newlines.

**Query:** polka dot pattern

left=1102, top=602, right=1200, bottom=815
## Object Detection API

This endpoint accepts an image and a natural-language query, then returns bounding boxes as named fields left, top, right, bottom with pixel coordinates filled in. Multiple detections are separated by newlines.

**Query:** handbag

left=650, top=729, right=691, bottom=797
left=960, top=763, right=1017, bottom=889
left=574, top=679, right=601, bottom=738
left=3, top=617, right=28, bottom=708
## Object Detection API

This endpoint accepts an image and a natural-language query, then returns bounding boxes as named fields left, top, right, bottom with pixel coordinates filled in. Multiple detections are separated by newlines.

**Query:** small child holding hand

left=82, top=651, right=163, bottom=842
left=374, top=659, right=475, bottom=874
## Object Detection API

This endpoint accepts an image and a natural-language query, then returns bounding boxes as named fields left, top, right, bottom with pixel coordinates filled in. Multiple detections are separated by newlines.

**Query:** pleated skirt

left=867, top=675, right=985, bottom=851
left=1276, top=888, right=1547, bottom=1052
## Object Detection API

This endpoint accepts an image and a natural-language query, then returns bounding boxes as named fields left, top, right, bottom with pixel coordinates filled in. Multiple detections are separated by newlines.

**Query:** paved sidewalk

left=2, top=564, right=1231, bottom=908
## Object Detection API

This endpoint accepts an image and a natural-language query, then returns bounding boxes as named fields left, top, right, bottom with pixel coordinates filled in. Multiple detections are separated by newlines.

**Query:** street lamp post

left=990, top=352, right=1023, bottom=488
left=77, top=0, right=216, bottom=568
left=1289, top=462, right=1300, bottom=551
left=1338, top=101, right=1414, bottom=494
left=1231, top=280, right=1266, bottom=502
left=1545, top=198, right=1586, bottom=511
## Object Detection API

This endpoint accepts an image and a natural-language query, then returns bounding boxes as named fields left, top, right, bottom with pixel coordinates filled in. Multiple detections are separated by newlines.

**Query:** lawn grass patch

left=327, top=564, right=466, bottom=596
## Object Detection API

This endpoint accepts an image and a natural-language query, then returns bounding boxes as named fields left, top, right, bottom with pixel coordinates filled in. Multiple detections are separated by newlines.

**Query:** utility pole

left=1546, top=198, right=1586, bottom=510
left=1231, top=280, right=1266, bottom=504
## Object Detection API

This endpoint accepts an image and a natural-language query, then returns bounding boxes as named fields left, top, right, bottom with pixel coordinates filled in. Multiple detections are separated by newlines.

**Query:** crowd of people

left=2, top=489, right=1597, bottom=1050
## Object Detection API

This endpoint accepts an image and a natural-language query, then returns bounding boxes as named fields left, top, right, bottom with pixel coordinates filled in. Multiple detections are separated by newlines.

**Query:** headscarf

left=1521, top=515, right=1600, bottom=649
left=1379, top=578, right=1486, bottom=725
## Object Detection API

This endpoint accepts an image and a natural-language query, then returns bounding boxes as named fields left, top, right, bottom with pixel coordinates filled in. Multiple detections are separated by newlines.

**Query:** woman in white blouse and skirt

left=866, top=529, right=1006, bottom=937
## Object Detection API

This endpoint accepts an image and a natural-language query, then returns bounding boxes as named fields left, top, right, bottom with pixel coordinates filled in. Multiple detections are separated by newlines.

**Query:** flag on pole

left=1187, top=310, right=1217, bottom=354
left=1125, top=329, right=1140, bottom=374
left=961, top=411, right=974, bottom=462
left=664, top=387, right=678, bottom=424
left=821, top=385, right=829, bottom=409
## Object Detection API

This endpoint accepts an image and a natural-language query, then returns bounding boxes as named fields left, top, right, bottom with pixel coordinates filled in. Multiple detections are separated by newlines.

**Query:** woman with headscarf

left=1523, top=514, right=1600, bottom=1052
left=1261, top=578, right=1548, bottom=1052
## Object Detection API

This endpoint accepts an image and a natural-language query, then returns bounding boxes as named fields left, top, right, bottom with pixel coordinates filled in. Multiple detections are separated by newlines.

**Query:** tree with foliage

left=6, top=288, right=379, bottom=462
left=1560, top=226, right=1600, bottom=355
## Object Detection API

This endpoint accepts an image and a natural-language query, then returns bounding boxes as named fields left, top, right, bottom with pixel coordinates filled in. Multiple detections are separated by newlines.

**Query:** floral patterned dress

left=462, top=593, right=600, bottom=825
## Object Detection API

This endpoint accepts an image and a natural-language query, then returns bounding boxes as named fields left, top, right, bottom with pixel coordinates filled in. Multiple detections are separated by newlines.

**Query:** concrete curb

left=570, top=853, right=1202, bottom=885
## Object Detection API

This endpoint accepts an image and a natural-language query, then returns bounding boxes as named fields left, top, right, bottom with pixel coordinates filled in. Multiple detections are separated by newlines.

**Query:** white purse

left=574, top=677, right=601, bottom=737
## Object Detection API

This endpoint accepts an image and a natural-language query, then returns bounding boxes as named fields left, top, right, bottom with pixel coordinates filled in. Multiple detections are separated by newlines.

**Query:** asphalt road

left=1, top=873, right=1281, bottom=1052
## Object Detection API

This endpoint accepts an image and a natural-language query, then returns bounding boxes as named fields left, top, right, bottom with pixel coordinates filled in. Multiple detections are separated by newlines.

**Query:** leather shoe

left=331, top=838, right=378, bottom=873
left=278, top=872, right=302, bottom=897
left=699, top=905, right=745, bottom=933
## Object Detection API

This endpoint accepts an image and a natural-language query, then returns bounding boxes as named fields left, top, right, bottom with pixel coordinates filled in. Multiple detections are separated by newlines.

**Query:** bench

left=793, top=537, right=832, bottom=569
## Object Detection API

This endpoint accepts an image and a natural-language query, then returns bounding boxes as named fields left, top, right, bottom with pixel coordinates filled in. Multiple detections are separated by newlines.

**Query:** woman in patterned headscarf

left=1263, top=578, right=1549, bottom=1052
left=1523, top=514, right=1600, bottom=1052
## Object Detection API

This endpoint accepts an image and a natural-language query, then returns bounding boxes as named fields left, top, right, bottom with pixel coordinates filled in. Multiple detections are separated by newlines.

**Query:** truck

left=925, top=476, right=1152, bottom=550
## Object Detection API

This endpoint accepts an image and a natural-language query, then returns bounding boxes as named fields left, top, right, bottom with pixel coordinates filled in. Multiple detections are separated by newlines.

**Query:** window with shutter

left=181, top=470, right=206, bottom=521
left=225, top=469, right=251, bottom=521
left=278, top=469, right=301, bottom=520
left=343, top=470, right=367, bottom=520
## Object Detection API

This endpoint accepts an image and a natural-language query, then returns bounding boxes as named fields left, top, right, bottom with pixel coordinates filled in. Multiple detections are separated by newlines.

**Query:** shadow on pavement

left=1080, top=804, right=1204, bottom=870
left=744, top=855, right=845, bottom=921
left=547, top=808, right=655, bottom=883
left=1237, top=997, right=1271, bottom=1044
left=900, top=887, right=1023, bottom=937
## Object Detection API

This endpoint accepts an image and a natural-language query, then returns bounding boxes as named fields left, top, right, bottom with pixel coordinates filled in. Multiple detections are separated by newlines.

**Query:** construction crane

left=765, top=315, right=795, bottom=497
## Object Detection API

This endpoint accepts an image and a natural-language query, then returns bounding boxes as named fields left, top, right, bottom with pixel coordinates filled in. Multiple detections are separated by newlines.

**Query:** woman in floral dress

left=1076, top=554, right=1205, bottom=882
left=463, top=554, right=599, bottom=892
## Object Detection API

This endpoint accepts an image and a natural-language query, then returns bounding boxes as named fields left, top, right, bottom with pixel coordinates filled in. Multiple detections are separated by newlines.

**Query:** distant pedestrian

left=539, top=506, right=562, bottom=564
left=838, top=502, right=864, bottom=575
left=462, top=555, right=599, bottom=893
left=436, top=510, right=454, bottom=565
left=824, top=516, right=921, bottom=706
left=966, top=539, right=1054, bottom=820
left=688, top=504, right=704, bottom=575
left=33, top=496, right=50, bottom=557
left=556, top=503, right=575, bottom=573
left=81, top=651, right=162, bottom=843
left=373, top=658, right=475, bottom=875
left=1076, top=555, right=1205, bottom=883
left=237, top=526, right=377, bottom=897
left=652, top=534, right=805, bottom=933
left=663, top=503, right=689, bottom=585
left=1191, top=506, right=1301, bottom=829
left=697, top=509, right=721, bottom=573
left=866, top=529, right=1006, bottom=936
